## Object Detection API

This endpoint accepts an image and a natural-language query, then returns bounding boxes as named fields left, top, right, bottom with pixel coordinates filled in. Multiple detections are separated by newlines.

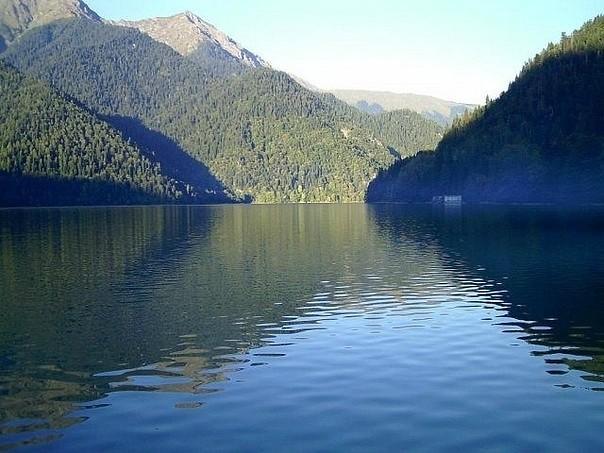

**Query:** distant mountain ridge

left=330, top=89, right=476, bottom=127
left=0, top=0, right=270, bottom=69
left=0, top=0, right=469, bottom=123
left=110, top=12, right=270, bottom=69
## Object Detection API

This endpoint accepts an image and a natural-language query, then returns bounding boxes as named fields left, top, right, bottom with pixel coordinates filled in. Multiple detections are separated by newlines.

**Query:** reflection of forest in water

left=0, top=205, right=406, bottom=435
left=1, top=204, right=604, bottom=445
left=369, top=204, right=604, bottom=386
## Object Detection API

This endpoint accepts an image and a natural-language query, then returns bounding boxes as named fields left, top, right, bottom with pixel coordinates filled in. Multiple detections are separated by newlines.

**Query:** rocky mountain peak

left=111, top=11, right=270, bottom=68
left=0, top=0, right=100, bottom=45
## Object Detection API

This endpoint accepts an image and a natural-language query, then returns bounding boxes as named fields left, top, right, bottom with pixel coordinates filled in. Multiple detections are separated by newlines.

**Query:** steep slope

left=368, top=16, right=604, bottom=204
left=289, top=74, right=321, bottom=92
left=111, top=12, right=269, bottom=70
left=3, top=17, right=442, bottom=203
left=362, top=109, right=443, bottom=157
left=0, top=61, right=187, bottom=206
left=0, top=0, right=99, bottom=48
left=331, top=89, right=476, bottom=127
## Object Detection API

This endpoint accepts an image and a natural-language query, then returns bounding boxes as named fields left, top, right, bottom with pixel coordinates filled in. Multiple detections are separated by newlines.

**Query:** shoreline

left=2, top=201, right=604, bottom=211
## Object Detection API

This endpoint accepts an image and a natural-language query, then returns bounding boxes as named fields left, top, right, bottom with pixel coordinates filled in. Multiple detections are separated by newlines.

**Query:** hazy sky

left=87, top=0, right=603, bottom=104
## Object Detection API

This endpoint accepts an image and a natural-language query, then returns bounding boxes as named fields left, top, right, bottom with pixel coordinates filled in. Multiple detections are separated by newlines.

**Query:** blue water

left=0, top=204, right=603, bottom=451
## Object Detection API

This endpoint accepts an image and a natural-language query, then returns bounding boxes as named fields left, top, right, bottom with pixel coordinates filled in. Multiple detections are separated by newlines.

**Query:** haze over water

left=1, top=205, right=604, bottom=451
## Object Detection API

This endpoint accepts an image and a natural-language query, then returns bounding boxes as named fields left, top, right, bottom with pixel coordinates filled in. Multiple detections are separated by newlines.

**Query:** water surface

left=1, top=204, right=603, bottom=451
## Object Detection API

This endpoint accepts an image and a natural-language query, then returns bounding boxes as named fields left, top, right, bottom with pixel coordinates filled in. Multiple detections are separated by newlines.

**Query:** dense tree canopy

left=0, top=61, right=197, bottom=206
left=368, top=16, right=604, bottom=204
left=3, top=18, right=442, bottom=203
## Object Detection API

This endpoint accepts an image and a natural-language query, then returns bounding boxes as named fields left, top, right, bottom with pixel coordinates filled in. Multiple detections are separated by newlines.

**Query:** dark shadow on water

left=368, top=204, right=604, bottom=384
left=0, top=172, right=164, bottom=207
left=0, top=206, right=218, bottom=441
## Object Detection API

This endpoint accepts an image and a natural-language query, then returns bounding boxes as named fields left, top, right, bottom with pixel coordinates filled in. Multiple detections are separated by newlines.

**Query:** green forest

left=1, top=18, right=442, bottom=204
left=3, top=6, right=604, bottom=206
left=0, top=61, right=200, bottom=206
left=368, top=16, right=604, bottom=204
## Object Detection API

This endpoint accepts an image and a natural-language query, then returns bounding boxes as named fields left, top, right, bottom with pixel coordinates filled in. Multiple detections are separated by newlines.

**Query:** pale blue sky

left=87, top=0, right=603, bottom=104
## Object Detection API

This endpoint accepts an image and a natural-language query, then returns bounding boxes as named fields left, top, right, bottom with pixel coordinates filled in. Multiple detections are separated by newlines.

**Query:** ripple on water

left=2, top=205, right=604, bottom=451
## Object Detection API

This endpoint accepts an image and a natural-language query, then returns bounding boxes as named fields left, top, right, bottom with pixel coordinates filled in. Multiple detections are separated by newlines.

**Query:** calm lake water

left=1, top=204, right=604, bottom=451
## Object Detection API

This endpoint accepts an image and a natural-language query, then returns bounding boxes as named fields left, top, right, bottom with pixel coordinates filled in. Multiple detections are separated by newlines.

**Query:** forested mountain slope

left=0, top=61, right=194, bottom=206
left=368, top=16, right=604, bottom=204
left=3, top=16, right=442, bottom=203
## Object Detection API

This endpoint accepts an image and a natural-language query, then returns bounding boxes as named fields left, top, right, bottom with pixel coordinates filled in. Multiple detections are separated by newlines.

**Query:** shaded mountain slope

left=368, top=16, right=604, bottom=204
left=0, top=61, right=190, bottom=206
left=3, top=17, right=442, bottom=203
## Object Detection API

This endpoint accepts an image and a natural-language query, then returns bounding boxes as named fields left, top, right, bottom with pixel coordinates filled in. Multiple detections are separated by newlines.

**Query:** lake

left=1, top=204, right=603, bottom=452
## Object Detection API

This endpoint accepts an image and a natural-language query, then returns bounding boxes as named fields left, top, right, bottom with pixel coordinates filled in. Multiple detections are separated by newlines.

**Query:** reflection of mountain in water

left=0, top=207, right=218, bottom=440
left=368, top=204, right=604, bottom=385
left=2, top=205, right=604, bottom=449
left=0, top=206, right=386, bottom=441
left=0, top=205, right=457, bottom=445
left=97, top=205, right=447, bottom=389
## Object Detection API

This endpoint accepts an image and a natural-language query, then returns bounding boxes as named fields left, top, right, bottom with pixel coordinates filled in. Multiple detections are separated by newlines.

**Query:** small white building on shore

left=432, top=195, right=463, bottom=205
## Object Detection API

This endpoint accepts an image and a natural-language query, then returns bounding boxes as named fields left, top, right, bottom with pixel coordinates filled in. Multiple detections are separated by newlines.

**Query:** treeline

left=368, top=15, right=604, bottom=204
left=2, top=18, right=442, bottom=203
